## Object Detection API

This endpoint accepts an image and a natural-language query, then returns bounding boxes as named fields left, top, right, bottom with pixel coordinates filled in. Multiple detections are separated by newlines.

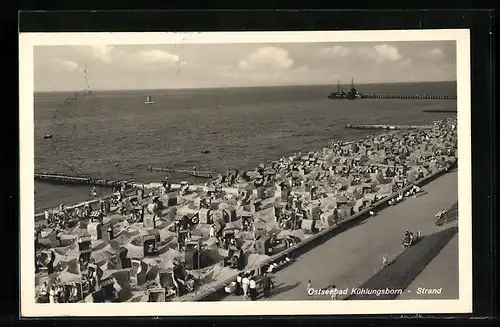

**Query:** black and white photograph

left=20, top=30, right=472, bottom=316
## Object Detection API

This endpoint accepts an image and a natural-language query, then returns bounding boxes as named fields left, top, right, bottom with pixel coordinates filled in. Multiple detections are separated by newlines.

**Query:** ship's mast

left=351, top=77, right=354, bottom=90
left=337, top=80, right=340, bottom=93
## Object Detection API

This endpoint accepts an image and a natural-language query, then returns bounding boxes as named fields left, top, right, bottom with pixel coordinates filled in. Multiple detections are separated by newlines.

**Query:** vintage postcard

left=20, top=30, right=472, bottom=317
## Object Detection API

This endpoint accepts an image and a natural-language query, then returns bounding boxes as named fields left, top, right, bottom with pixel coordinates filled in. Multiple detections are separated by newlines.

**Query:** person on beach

left=48, top=286, right=55, bottom=303
left=235, top=273, right=243, bottom=296
left=70, top=282, right=78, bottom=302
left=91, top=186, right=98, bottom=198
left=382, top=256, right=389, bottom=268
left=262, top=272, right=274, bottom=299
left=38, top=282, right=48, bottom=302
left=46, top=250, right=55, bottom=275
left=249, top=277, right=257, bottom=300
left=331, top=285, right=338, bottom=300
left=241, top=273, right=250, bottom=299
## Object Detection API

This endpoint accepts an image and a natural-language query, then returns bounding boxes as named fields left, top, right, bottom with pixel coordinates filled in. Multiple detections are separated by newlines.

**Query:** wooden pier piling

left=34, top=172, right=124, bottom=187
left=359, top=94, right=457, bottom=100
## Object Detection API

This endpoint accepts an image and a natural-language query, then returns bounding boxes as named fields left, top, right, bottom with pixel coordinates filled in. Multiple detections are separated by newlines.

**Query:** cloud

left=358, top=44, right=403, bottom=62
left=133, top=49, right=180, bottom=65
left=50, top=59, right=82, bottom=72
left=317, top=45, right=352, bottom=57
left=425, top=48, right=445, bottom=60
left=239, top=46, right=294, bottom=71
left=90, top=45, right=114, bottom=62
left=399, top=58, right=413, bottom=67
left=317, top=44, right=405, bottom=63
left=296, top=65, right=309, bottom=73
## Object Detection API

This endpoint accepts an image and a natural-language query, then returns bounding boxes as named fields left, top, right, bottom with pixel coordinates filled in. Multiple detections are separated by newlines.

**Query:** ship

left=327, top=80, right=347, bottom=99
left=144, top=95, right=154, bottom=104
left=328, top=78, right=362, bottom=100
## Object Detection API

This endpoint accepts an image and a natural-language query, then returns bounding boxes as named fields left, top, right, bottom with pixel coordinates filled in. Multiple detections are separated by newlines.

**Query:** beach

left=34, top=116, right=458, bottom=304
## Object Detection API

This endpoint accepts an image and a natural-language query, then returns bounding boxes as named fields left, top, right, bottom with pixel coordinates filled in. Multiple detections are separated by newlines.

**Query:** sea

left=34, top=81, right=457, bottom=212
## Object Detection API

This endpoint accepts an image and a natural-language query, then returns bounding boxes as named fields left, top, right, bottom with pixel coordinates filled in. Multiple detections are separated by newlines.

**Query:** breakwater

left=189, top=166, right=451, bottom=301
left=422, top=109, right=458, bottom=113
left=345, top=124, right=433, bottom=130
left=360, top=94, right=457, bottom=100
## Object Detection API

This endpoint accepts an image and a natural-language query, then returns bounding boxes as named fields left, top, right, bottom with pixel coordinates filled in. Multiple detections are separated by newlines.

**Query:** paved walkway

left=221, top=170, right=458, bottom=301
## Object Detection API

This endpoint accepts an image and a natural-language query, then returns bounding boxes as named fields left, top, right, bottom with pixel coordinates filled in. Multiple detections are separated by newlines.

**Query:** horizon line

left=34, top=79, right=457, bottom=93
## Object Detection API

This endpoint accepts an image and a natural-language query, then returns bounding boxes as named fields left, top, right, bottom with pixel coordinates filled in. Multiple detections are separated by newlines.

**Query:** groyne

left=360, top=94, right=457, bottom=100
left=34, top=182, right=239, bottom=220
left=189, top=167, right=450, bottom=301
left=147, top=167, right=213, bottom=179
left=345, top=124, right=433, bottom=130
left=35, top=172, right=124, bottom=187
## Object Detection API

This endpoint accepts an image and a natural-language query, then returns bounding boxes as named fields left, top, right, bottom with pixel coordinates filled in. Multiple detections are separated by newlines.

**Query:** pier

left=360, top=94, right=457, bottom=100
left=345, top=124, right=433, bottom=130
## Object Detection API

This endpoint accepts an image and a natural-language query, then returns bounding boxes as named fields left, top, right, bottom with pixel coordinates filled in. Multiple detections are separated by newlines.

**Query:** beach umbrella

left=53, top=247, right=79, bottom=267
left=264, top=168, right=277, bottom=175
left=98, top=260, right=118, bottom=271
left=57, top=269, right=81, bottom=284
left=123, top=240, right=144, bottom=259
left=128, top=292, right=146, bottom=303
left=101, top=268, right=130, bottom=282
left=91, top=250, right=116, bottom=265
left=141, top=257, right=160, bottom=266
left=157, top=260, right=176, bottom=272
left=91, top=240, right=110, bottom=252
left=357, top=155, right=369, bottom=165
left=159, top=248, right=184, bottom=263
left=225, top=220, right=242, bottom=231
left=334, top=195, right=348, bottom=203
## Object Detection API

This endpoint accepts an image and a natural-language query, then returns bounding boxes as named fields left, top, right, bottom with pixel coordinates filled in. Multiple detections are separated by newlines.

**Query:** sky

left=34, top=41, right=456, bottom=91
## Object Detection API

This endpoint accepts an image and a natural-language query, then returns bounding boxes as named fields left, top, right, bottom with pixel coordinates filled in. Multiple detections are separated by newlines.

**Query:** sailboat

left=144, top=95, right=154, bottom=104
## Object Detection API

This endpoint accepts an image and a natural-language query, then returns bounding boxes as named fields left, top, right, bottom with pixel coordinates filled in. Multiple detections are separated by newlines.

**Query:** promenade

left=221, top=170, right=458, bottom=301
